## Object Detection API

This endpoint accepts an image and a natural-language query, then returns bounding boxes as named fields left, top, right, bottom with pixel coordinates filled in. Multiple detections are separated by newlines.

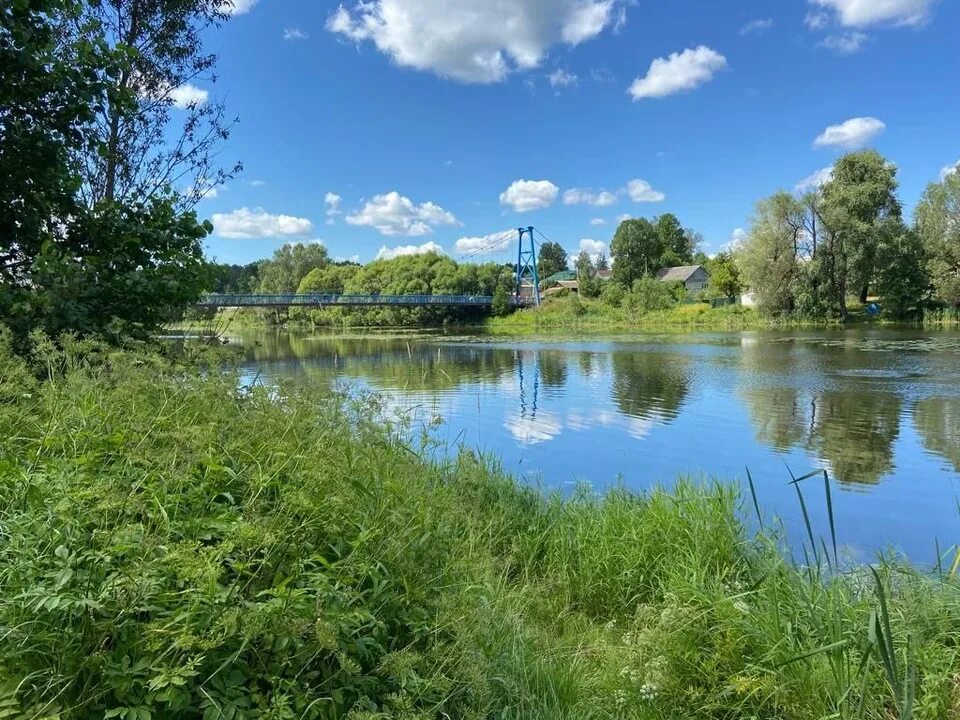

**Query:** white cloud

left=814, top=117, right=886, bottom=149
left=796, top=166, right=835, bottom=192
left=327, top=0, right=623, bottom=84
left=625, top=179, right=666, bottom=203
left=616, top=213, right=632, bottom=223
left=563, top=188, right=618, bottom=206
left=324, top=192, right=342, bottom=219
left=941, top=160, right=960, bottom=181
left=283, top=28, right=309, bottom=41
left=249, top=179, right=266, bottom=187
left=169, top=83, right=208, bottom=109
left=499, top=179, right=559, bottom=213
left=455, top=230, right=515, bottom=254
left=810, top=0, right=934, bottom=27
left=375, top=241, right=445, bottom=260
left=547, top=68, right=578, bottom=88
left=628, top=46, right=727, bottom=100
left=346, top=191, right=459, bottom=236
left=590, top=217, right=606, bottom=226
left=740, top=18, right=773, bottom=35
left=213, top=207, right=314, bottom=239
left=819, top=31, right=868, bottom=53
left=731, top=228, right=748, bottom=246
left=220, top=0, right=257, bottom=16
left=806, top=11, right=830, bottom=29
left=578, top=238, right=608, bottom=262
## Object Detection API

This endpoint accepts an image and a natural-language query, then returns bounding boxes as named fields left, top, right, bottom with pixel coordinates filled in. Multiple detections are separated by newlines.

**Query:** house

left=656, top=265, right=710, bottom=294
left=540, top=268, right=612, bottom=296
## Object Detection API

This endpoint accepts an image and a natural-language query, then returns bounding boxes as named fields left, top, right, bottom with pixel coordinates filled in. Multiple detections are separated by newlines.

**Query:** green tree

left=1, top=0, right=212, bottom=343
left=537, top=241, right=568, bottom=279
left=916, top=171, right=960, bottom=307
left=298, top=263, right=361, bottom=294
left=491, top=282, right=512, bottom=317
left=611, top=218, right=660, bottom=287
left=874, top=223, right=928, bottom=319
left=574, top=250, right=601, bottom=298
left=736, top=192, right=805, bottom=315
left=707, top=251, right=743, bottom=300
left=655, top=213, right=696, bottom=266
left=258, top=243, right=331, bottom=293
left=74, top=0, right=239, bottom=206
left=816, top=151, right=902, bottom=320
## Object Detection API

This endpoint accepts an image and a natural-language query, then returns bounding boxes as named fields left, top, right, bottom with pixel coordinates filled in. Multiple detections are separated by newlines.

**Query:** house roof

left=656, top=265, right=707, bottom=282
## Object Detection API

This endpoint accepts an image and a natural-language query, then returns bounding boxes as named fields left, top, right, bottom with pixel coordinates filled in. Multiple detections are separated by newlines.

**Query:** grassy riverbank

left=2, top=332, right=959, bottom=719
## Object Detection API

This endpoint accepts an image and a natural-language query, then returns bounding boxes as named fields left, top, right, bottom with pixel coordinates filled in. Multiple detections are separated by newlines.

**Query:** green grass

left=485, top=296, right=772, bottom=333
left=1, top=330, right=959, bottom=719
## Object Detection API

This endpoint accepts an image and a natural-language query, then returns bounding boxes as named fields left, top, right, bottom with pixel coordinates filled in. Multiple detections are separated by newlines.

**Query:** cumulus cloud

left=346, top=191, right=458, bottom=236
left=814, top=117, right=886, bottom=149
left=626, top=179, right=666, bottom=203
left=283, top=28, right=309, bottom=41
left=819, top=31, right=868, bottom=53
left=326, top=0, right=624, bottom=83
left=628, top=46, right=726, bottom=100
left=324, top=192, right=342, bottom=219
left=455, top=230, right=515, bottom=254
left=941, top=160, right=960, bottom=181
left=220, top=0, right=257, bottom=16
left=809, top=0, right=934, bottom=27
left=169, top=83, right=208, bottom=109
left=249, top=179, right=266, bottom=187
left=579, top=238, right=609, bottom=262
left=547, top=68, right=578, bottom=88
left=730, top=228, right=748, bottom=246
left=740, top=18, right=773, bottom=35
left=616, top=213, right=632, bottom=223
left=375, top=241, right=445, bottom=260
left=213, top=208, right=314, bottom=239
left=500, top=179, right=559, bottom=213
left=796, top=166, right=835, bottom=193
left=563, top=179, right=664, bottom=206
left=590, top=218, right=606, bottom=226
left=563, top=188, right=618, bottom=207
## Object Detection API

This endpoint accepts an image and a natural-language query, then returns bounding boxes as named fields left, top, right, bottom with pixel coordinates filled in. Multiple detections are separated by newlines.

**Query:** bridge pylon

left=514, top=226, right=541, bottom=307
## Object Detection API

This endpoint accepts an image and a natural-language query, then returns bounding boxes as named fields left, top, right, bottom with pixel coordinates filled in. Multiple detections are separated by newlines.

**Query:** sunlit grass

left=1, top=330, right=959, bottom=718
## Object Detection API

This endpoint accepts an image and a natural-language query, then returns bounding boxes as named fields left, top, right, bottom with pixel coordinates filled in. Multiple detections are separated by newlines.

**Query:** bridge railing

left=195, top=293, right=514, bottom=308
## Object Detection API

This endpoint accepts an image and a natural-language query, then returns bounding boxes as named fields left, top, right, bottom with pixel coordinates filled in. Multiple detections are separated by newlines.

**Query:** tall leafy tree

left=611, top=218, right=660, bottom=287
left=73, top=0, right=240, bottom=207
left=258, top=243, right=331, bottom=293
left=735, top=192, right=805, bottom=315
left=574, top=250, right=601, bottom=298
left=874, top=223, right=928, bottom=319
left=537, top=241, right=568, bottom=279
left=655, top=213, right=696, bottom=266
left=1, top=0, right=217, bottom=344
left=916, top=171, right=960, bottom=307
left=816, top=151, right=902, bottom=319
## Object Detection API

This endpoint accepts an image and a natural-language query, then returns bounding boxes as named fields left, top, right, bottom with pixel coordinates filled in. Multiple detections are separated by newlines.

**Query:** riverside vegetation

left=2, top=330, right=960, bottom=719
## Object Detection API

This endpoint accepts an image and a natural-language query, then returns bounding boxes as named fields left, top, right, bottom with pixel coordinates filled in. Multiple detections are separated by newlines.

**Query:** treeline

left=207, top=243, right=516, bottom=326
left=1, top=0, right=239, bottom=350
left=736, top=150, right=960, bottom=321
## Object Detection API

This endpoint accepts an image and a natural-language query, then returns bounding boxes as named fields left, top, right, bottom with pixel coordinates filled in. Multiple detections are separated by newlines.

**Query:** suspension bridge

left=196, top=226, right=547, bottom=309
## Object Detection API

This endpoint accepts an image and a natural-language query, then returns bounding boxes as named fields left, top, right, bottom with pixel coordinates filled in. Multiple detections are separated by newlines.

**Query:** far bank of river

left=228, top=325, right=960, bottom=563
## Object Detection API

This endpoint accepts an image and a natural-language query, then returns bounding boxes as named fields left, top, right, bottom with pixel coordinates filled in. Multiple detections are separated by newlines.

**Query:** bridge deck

left=196, top=293, right=528, bottom=308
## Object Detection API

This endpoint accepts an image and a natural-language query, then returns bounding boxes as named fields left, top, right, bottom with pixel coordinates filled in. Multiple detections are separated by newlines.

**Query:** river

left=230, top=327, right=960, bottom=563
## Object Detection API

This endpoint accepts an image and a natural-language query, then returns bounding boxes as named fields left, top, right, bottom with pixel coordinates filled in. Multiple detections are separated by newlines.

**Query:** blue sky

left=196, top=0, right=960, bottom=266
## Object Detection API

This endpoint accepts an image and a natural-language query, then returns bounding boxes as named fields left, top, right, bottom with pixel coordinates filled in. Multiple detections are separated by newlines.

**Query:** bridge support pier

left=514, top=226, right=541, bottom=307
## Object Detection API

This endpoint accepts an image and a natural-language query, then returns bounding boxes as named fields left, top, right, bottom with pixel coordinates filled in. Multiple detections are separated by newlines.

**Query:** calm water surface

left=233, top=328, right=960, bottom=562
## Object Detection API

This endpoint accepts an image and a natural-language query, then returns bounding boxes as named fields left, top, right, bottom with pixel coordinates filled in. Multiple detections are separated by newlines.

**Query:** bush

left=627, top=276, right=677, bottom=314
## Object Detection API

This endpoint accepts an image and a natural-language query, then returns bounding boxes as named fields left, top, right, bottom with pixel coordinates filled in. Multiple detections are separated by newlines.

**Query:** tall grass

left=1, top=330, right=959, bottom=718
